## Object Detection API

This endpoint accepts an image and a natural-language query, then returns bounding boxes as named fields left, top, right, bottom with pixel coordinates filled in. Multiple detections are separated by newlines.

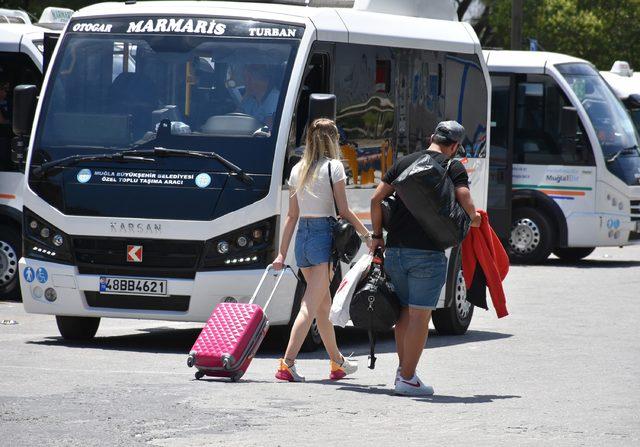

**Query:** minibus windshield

left=558, top=63, right=640, bottom=185
left=35, top=18, right=301, bottom=172
left=558, top=63, right=640, bottom=158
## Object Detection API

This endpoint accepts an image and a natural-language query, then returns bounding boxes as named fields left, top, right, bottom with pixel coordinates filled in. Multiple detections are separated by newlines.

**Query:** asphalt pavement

left=1, top=246, right=640, bottom=446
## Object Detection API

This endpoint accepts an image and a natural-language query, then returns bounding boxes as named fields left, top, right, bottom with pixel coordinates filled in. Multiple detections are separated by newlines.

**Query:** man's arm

left=370, top=181, right=395, bottom=251
left=455, top=186, right=481, bottom=227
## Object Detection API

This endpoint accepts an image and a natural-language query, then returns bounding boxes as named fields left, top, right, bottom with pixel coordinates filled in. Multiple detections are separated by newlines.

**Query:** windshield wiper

left=119, top=147, right=255, bottom=185
left=606, top=145, right=640, bottom=163
left=31, top=152, right=156, bottom=178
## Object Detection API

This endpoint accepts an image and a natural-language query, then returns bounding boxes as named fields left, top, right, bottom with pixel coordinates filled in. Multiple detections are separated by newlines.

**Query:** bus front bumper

left=18, top=258, right=297, bottom=325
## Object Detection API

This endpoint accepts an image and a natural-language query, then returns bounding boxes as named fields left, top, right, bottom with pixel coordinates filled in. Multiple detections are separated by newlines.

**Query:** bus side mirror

left=12, top=85, right=38, bottom=137
left=308, top=93, right=337, bottom=124
left=11, top=85, right=38, bottom=167
left=560, top=106, right=578, bottom=137
left=43, top=32, right=60, bottom=74
left=625, top=93, right=640, bottom=109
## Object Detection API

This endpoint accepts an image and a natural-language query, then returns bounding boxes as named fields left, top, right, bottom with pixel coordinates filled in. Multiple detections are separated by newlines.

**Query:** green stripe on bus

left=512, top=184, right=593, bottom=191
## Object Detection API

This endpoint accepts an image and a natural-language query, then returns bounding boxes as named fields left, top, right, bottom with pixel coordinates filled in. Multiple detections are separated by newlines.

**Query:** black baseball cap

left=434, top=120, right=465, bottom=144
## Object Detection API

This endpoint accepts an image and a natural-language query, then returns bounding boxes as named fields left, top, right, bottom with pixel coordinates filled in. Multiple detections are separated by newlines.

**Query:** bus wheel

left=433, top=268, right=474, bottom=335
left=0, top=225, right=21, bottom=301
left=55, top=316, right=100, bottom=341
left=508, top=207, right=554, bottom=264
left=553, top=247, right=595, bottom=262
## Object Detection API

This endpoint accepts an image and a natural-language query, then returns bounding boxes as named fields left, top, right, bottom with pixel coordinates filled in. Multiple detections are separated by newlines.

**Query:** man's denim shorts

left=295, top=217, right=334, bottom=268
left=384, top=247, right=447, bottom=310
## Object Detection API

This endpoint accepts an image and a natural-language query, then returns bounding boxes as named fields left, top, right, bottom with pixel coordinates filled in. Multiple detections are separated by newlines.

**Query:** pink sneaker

left=275, top=359, right=305, bottom=382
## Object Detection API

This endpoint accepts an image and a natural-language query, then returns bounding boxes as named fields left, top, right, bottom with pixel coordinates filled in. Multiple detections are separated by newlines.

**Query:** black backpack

left=391, top=154, right=471, bottom=249
left=350, top=251, right=400, bottom=369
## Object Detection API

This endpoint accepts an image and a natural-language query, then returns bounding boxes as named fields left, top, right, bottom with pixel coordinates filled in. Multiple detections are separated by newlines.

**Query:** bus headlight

left=23, top=208, right=73, bottom=263
left=202, top=216, right=276, bottom=269
left=52, top=234, right=64, bottom=247
left=217, top=241, right=230, bottom=254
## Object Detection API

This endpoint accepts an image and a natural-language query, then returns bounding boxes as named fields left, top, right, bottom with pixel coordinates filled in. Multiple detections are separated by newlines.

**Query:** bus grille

left=631, top=200, right=640, bottom=222
left=84, top=291, right=190, bottom=312
left=73, top=237, right=203, bottom=279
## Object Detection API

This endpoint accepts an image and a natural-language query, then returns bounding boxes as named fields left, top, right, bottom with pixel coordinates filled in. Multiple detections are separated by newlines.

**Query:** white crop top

left=288, top=158, right=347, bottom=217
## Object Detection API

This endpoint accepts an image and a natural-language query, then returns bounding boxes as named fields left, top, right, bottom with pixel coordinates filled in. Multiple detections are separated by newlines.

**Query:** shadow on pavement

left=325, top=383, right=522, bottom=403
left=532, top=259, right=640, bottom=269
left=27, top=326, right=512, bottom=359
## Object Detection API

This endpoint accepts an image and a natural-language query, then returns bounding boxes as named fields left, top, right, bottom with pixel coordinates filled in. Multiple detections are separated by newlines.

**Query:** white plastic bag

left=329, top=253, right=373, bottom=327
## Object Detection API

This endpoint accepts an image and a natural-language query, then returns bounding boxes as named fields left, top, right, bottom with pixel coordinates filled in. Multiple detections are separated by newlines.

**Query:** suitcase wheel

left=231, top=371, right=244, bottom=382
left=187, top=355, right=195, bottom=368
left=195, top=370, right=205, bottom=380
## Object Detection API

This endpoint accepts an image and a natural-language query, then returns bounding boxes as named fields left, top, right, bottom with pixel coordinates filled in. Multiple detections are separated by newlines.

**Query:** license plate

left=99, top=277, right=168, bottom=296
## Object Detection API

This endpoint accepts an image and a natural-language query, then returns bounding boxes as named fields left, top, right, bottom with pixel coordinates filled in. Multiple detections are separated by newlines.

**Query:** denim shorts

left=295, top=217, right=334, bottom=268
left=384, top=247, right=447, bottom=309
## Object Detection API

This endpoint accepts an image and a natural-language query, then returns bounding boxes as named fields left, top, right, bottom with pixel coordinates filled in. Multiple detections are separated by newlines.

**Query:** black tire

left=508, top=207, right=555, bottom=264
left=433, top=261, right=474, bottom=335
left=195, top=371, right=205, bottom=380
left=553, top=247, right=595, bottom=262
left=187, top=356, right=195, bottom=368
left=0, top=224, right=21, bottom=301
left=55, top=316, right=100, bottom=341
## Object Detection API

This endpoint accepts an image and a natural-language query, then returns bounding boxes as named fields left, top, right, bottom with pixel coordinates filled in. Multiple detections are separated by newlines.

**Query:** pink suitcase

left=187, top=265, right=290, bottom=381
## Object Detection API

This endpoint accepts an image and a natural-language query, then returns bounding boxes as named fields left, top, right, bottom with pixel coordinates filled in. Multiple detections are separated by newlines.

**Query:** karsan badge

left=127, top=245, right=143, bottom=263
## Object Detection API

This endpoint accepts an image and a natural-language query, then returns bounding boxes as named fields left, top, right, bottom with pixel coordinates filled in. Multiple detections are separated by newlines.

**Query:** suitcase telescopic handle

left=248, top=264, right=297, bottom=312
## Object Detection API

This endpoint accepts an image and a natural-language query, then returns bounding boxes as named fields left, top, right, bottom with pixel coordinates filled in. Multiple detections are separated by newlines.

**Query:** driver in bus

left=239, top=64, right=279, bottom=128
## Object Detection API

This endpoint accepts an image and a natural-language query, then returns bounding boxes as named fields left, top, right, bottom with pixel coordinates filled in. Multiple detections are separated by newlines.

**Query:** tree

left=480, top=0, right=640, bottom=70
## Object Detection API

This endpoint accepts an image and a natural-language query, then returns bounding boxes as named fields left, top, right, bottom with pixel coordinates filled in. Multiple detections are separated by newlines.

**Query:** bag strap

left=436, top=158, right=454, bottom=189
left=327, top=161, right=340, bottom=216
left=368, top=328, right=377, bottom=370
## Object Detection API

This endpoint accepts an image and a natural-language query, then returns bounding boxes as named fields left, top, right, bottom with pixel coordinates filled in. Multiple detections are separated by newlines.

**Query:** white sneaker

left=330, top=356, right=358, bottom=380
left=394, top=367, right=402, bottom=385
left=394, top=374, right=434, bottom=396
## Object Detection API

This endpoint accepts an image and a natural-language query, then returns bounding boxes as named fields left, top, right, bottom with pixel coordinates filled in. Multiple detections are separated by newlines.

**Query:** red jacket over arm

left=461, top=210, right=509, bottom=318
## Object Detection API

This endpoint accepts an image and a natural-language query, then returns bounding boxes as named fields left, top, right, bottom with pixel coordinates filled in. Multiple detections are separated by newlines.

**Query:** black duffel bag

left=328, top=162, right=361, bottom=263
left=391, top=153, right=471, bottom=250
left=350, top=250, right=400, bottom=369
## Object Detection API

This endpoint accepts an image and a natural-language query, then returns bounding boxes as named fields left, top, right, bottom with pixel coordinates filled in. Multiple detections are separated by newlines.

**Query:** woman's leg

left=283, top=263, right=331, bottom=362
left=315, top=286, right=342, bottom=363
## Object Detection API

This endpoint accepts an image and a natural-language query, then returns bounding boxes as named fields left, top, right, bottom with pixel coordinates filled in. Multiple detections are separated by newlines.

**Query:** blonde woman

left=273, top=118, right=371, bottom=382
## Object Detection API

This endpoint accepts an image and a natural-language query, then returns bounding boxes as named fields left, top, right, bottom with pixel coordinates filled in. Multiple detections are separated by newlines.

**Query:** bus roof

left=73, top=1, right=481, bottom=54
left=0, top=22, right=51, bottom=49
left=484, top=50, right=589, bottom=74
left=600, top=70, right=640, bottom=100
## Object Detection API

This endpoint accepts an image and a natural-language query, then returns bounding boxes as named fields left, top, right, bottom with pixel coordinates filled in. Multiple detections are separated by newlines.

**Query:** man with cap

left=369, top=120, right=481, bottom=397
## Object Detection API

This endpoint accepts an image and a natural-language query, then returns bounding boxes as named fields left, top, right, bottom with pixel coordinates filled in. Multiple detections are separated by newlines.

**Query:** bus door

left=488, top=74, right=515, bottom=240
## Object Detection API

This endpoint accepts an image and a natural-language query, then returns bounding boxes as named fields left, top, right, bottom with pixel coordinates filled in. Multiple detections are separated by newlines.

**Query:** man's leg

left=394, top=306, right=410, bottom=367
left=399, top=308, right=432, bottom=380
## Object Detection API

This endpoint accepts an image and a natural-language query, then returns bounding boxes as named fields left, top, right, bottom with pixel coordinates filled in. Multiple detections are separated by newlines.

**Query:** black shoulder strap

left=368, top=329, right=377, bottom=370
left=327, top=161, right=339, bottom=216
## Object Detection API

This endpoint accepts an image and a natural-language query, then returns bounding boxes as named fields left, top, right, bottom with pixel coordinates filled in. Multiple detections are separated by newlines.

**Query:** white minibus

left=485, top=51, right=640, bottom=263
left=0, top=8, right=69, bottom=299
left=16, top=0, right=490, bottom=346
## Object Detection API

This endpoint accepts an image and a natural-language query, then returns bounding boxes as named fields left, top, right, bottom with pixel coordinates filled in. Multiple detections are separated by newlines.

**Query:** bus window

left=335, top=44, right=396, bottom=186
left=285, top=50, right=331, bottom=181
left=514, top=75, right=593, bottom=166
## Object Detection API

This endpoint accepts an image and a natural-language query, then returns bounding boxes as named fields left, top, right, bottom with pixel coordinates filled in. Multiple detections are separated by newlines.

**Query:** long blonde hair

left=294, top=118, right=341, bottom=194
